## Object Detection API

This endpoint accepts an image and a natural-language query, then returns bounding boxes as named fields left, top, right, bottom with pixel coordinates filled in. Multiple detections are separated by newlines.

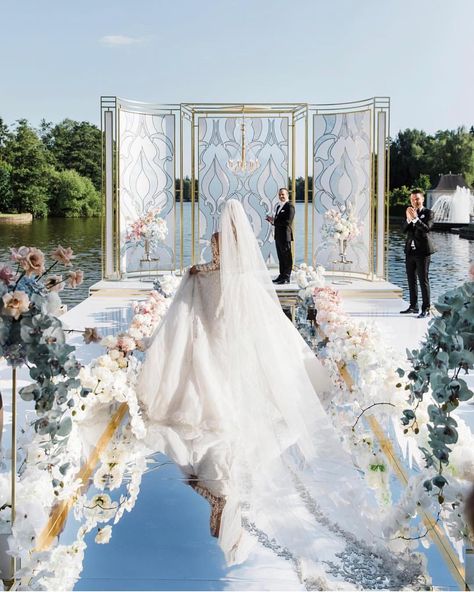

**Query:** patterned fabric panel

left=198, top=117, right=288, bottom=266
left=313, top=111, right=371, bottom=274
left=119, top=111, right=175, bottom=273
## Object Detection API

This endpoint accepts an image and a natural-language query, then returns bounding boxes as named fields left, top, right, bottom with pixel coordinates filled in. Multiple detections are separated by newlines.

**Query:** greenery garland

left=399, top=278, right=474, bottom=501
left=0, top=247, right=92, bottom=490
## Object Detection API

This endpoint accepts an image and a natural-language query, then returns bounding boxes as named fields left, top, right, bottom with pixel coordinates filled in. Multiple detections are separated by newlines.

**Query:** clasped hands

left=265, top=215, right=274, bottom=224
left=406, top=207, right=418, bottom=222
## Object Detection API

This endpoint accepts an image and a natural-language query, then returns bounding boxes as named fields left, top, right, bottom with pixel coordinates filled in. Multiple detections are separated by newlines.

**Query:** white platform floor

left=0, top=277, right=471, bottom=590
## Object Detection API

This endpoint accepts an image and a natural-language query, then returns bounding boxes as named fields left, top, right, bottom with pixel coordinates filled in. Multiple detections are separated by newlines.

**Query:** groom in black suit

left=266, top=188, right=295, bottom=284
left=400, top=189, right=436, bottom=318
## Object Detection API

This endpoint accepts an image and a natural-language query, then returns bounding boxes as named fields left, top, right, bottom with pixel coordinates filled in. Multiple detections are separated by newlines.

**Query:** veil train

left=137, top=200, right=426, bottom=588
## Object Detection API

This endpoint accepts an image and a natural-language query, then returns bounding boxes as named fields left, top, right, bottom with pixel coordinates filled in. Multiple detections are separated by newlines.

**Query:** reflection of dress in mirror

left=136, top=200, right=425, bottom=587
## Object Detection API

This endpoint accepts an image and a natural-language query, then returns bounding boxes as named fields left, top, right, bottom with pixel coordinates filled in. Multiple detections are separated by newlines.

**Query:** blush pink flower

left=116, top=333, right=136, bottom=353
left=51, top=245, right=75, bottom=266
left=0, top=265, right=15, bottom=284
left=10, top=246, right=30, bottom=263
left=45, top=274, right=65, bottom=292
left=83, top=327, right=101, bottom=344
left=20, top=248, right=45, bottom=276
left=67, top=270, right=84, bottom=288
left=2, top=291, right=30, bottom=320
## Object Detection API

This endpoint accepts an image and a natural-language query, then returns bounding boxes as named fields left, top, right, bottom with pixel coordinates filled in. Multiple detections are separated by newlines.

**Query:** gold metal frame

left=101, top=98, right=389, bottom=278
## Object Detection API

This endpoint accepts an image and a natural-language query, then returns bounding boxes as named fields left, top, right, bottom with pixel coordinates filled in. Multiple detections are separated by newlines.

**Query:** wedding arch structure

left=101, top=97, right=390, bottom=280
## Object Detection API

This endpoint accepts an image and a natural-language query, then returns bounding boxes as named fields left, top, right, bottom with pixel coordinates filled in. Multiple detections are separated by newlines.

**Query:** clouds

left=100, top=35, right=144, bottom=47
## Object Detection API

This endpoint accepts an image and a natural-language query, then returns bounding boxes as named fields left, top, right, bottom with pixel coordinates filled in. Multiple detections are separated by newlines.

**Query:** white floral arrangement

left=321, top=205, right=361, bottom=244
left=125, top=208, right=168, bottom=248
left=294, top=263, right=326, bottom=300
left=0, top=275, right=182, bottom=589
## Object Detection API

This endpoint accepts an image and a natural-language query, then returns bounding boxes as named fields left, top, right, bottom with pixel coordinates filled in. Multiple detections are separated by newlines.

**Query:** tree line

left=389, top=126, right=474, bottom=210
left=0, top=118, right=101, bottom=218
left=0, top=116, right=473, bottom=218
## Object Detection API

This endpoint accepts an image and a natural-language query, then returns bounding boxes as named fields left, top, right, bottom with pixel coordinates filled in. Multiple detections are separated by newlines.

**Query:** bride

left=137, top=200, right=425, bottom=588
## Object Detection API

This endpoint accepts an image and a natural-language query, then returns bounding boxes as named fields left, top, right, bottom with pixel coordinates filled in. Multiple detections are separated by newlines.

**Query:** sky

left=0, top=0, right=473, bottom=135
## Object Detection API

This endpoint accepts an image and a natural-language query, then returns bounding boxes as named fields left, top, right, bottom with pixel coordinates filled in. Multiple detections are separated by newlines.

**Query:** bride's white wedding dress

left=137, top=200, right=426, bottom=589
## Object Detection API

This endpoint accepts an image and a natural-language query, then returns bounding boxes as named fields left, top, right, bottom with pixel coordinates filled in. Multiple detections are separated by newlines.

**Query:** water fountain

left=431, top=186, right=474, bottom=228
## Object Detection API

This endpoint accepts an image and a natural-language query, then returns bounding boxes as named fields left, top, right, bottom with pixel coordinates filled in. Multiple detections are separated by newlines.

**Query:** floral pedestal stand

left=139, top=239, right=160, bottom=282
left=332, top=238, right=353, bottom=285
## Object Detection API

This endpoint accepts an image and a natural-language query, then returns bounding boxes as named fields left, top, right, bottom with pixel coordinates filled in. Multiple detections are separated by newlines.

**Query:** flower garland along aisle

left=295, top=263, right=474, bottom=551
left=0, top=245, right=86, bottom=586
left=295, top=264, right=405, bottom=512
left=0, top=243, right=181, bottom=590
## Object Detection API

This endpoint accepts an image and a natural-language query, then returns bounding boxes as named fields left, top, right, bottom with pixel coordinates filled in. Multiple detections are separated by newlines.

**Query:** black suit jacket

left=402, top=207, right=436, bottom=256
left=274, top=202, right=295, bottom=242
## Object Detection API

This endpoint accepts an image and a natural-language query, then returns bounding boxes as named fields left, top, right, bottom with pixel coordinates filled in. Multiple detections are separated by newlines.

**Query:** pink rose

left=51, top=245, right=75, bottom=266
left=10, top=246, right=30, bottom=263
left=116, top=333, right=136, bottom=353
left=20, top=248, right=45, bottom=276
left=2, top=291, right=30, bottom=320
left=67, top=270, right=84, bottom=288
left=0, top=265, right=15, bottom=284
left=45, top=274, right=65, bottom=292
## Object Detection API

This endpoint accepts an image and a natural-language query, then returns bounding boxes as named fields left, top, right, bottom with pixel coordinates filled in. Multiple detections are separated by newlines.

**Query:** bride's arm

left=190, top=233, right=220, bottom=273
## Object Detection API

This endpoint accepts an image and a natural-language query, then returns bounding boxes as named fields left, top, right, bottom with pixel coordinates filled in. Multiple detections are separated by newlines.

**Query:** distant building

left=427, top=173, right=472, bottom=208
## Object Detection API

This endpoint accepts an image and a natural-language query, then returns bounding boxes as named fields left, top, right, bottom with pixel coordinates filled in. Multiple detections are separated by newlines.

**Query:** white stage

left=1, top=275, right=472, bottom=590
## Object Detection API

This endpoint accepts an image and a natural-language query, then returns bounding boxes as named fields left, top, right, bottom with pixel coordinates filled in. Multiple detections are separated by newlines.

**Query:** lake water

left=0, top=204, right=472, bottom=308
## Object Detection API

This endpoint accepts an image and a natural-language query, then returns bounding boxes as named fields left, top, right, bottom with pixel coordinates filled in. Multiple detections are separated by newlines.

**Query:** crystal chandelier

left=226, top=118, right=260, bottom=176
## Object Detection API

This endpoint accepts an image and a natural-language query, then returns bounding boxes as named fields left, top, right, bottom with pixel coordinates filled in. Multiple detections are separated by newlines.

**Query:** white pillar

left=376, top=111, right=387, bottom=279
left=104, top=110, right=115, bottom=279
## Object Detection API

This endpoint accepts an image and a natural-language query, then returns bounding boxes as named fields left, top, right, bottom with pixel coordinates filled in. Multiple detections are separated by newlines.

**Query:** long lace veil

left=216, top=201, right=383, bottom=571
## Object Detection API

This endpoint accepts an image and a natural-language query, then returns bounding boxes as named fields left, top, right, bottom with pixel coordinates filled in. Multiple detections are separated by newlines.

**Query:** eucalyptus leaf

left=20, top=383, right=40, bottom=401
left=432, top=475, right=448, bottom=489
left=57, top=417, right=72, bottom=437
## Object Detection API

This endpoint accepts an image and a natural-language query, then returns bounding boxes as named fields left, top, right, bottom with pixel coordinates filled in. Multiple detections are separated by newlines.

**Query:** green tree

left=389, top=129, right=432, bottom=190
left=0, top=160, right=13, bottom=212
left=429, top=127, right=474, bottom=186
left=42, top=119, right=101, bottom=190
left=4, top=119, right=50, bottom=217
left=388, top=174, right=432, bottom=214
left=0, top=117, right=10, bottom=152
left=390, top=126, right=474, bottom=190
left=48, top=168, right=101, bottom=217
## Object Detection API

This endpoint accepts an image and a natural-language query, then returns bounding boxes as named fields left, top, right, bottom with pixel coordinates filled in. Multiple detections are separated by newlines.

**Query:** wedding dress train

left=136, top=200, right=426, bottom=589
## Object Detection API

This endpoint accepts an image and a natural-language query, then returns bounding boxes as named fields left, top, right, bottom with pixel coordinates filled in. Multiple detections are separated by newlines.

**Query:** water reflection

left=0, top=217, right=102, bottom=307
left=0, top=209, right=472, bottom=309
left=387, top=225, right=474, bottom=303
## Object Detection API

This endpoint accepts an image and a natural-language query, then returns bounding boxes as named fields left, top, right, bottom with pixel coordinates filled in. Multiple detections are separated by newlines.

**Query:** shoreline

left=0, top=213, right=33, bottom=223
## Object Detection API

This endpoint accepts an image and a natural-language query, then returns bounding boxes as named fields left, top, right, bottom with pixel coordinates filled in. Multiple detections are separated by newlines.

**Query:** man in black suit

left=400, top=189, right=436, bottom=318
left=266, top=188, right=295, bottom=284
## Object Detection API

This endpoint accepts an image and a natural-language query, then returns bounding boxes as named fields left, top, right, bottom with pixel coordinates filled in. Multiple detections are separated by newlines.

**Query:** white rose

left=95, top=525, right=112, bottom=544
left=101, top=335, right=117, bottom=349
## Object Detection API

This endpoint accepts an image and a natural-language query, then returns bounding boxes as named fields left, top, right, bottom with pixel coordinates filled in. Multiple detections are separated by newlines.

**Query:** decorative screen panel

left=313, top=111, right=371, bottom=274
left=119, top=110, right=175, bottom=273
left=198, top=117, right=288, bottom=265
